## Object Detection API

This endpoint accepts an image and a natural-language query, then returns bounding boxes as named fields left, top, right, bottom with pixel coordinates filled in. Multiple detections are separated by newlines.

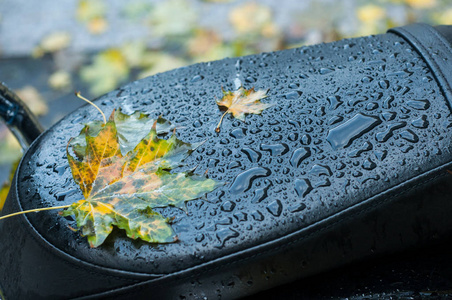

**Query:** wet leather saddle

left=1, top=23, right=452, bottom=299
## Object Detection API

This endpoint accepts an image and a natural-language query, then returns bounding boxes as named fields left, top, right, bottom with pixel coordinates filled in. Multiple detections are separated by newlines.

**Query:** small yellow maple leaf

left=215, top=87, right=271, bottom=132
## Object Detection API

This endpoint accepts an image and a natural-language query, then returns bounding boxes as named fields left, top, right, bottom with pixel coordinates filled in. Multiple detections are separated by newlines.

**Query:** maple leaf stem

left=75, top=92, right=107, bottom=124
left=215, top=110, right=229, bottom=133
left=0, top=204, right=71, bottom=220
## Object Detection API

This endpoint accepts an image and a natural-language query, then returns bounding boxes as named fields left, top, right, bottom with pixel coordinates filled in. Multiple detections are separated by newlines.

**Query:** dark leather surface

left=1, top=23, right=452, bottom=299
left=389, top=23, right=452, bottom=110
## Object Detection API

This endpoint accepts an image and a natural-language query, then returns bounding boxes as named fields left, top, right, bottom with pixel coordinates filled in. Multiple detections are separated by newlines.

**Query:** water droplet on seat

left=411, top=115, right=428, bottom=128
left=266, top=200, right=282, bottom=217
left=375, top=122, right=406, bottom=142
left=309, top=165, right=332, bottom=176
left=362, top=158, right=377, bottom=170
left=294, top=178, right=312, bottom=198
left=406, top=99, right=430, bottom=110
left=260, top=143, right=289, bottom=156
left=230, top=128, right=246, bottom=139
left=327, top=114, right=381, bottom=149
left=241, top=148, right=261, bottom=163
left=289, top=147, right=311, bottom=167
left=400, top=130, right=419, bottom=143
left=230, top=167, right=271, bottom=194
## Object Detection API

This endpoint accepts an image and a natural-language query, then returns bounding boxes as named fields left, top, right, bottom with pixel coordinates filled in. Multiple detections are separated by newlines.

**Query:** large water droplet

left=228, top=161, right=242, bottom=169
left=411, top=115, right=428, bottom=129
left=382, top=96, right=394, bottom=109
left=313, top=178, right=331, bottom=188
left=251, top=187, right=269, bottom=203
left=400, top=130, right=419, bottom=143
left=309, top=164, right=332, bottom=176
left=406, top=99, right=430, bottom=110
left=241, top=148, right=261, bottom=163
left=327, top=116, right=343, bottom=125
left=284, top=91, right=302, bottom=100
left=301, top=134, right=311, bottom=145
left=294, top=178, right=312, bottom=198
left=266, top=200, right=282, bottom=217
left=362, top=158, right=377, bottom=170
left=374, top=150, right=388, bottom=161
left=327, top=114, right=381, bottom=149
left=221, top=201, right=236, bottom=212
left=320, top=67, right=335, bottom=75
left=260, top=143, right=289, bottom=156
left=234, top=212, right=247, bottom=222
left=289, top=203, right=307, bottom=213
left=230, top=167, right=271, bottom=194
left=230, top=128, right=246, bottom=139
left=289, top=147, right=311, bottom=167
left=375, top=122, right=406, bottom=142
left=251, top=210, right=264, bottom=221
left=347, top=141, right=373, bottom=158
left=215, top=228, right=239, bottom=248
left=381, top=111, right=396, bottom=121
left=327, top=96, right=343, bottom=110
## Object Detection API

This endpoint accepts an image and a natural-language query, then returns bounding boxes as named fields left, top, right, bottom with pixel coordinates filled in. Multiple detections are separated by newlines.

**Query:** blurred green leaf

left=0, top=158, right=20, bottom=212
left=122, top=1, right=153, bottom=20
left=148, top=0, right=197, bottom=37
left=80, top=49, right=129, bottom=96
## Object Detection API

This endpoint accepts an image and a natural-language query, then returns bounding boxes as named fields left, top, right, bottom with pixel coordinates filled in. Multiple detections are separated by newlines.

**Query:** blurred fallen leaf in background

left=148, top=0, right=197, bottom=37
left=138, top=52, right=188, bottom=79
left=433, top=7, right=452, bottom=24
left=76, top=0, right=108, bottom=34
left=0, top=159, right=19, bottom=211
left=80, top=49, right=129, bottom=96
left=33, top=31, right=71, bottom=58
left=0, top=86, right=49, bottom=210
left=15, top=86, right=48, bottom=116
left=357, top=4, right=386, bottom=23
left=122, top=1, right=153, bottom=20
left=229, top=2, right=278, bottom=37
left=405, top=0, right=437, bottom=9
left=49, top=71, right=72, bottom=91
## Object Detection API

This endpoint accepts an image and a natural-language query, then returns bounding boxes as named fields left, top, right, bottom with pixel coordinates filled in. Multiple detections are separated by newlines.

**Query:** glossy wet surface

left=14, top=30, right=452, bottom=284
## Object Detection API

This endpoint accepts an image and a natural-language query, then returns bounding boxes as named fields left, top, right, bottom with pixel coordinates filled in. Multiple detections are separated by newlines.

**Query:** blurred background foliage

left=0, top=0, right=451, bottom=207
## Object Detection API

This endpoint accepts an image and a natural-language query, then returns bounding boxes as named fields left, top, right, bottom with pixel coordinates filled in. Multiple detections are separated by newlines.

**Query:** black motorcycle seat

left=1, top=23, right=452, bottom=299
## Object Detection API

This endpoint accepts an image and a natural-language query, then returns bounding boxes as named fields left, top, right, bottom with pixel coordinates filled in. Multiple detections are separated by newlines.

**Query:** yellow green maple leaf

left=63, top=112, right=219, bottom=247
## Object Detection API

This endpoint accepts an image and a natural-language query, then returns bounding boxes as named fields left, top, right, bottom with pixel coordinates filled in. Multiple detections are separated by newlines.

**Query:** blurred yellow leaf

left=357, top=5, right=386, bottom=24
left=88, top=17, right=108, bottom=34
left=187, top=29, right=222, bottom=57
left=48, top=71, right=72, bottom=91
left=33, top=31, right=71, bottom=57
left=138, top=52, right=188, bottom=79
left=80, top=49, right=129, bottom=96
left=149, top=0, right=197, bottom=37
left=0, top=128, right=21, bottom=164
left=405, top=0, right=436, bottom=9
left=229, top=2, right=277, bottom=36
left=120, top=41, right=149, bottom=68
left=433, top=8, right=452, bottom=24
left=0, top=158, right=20, bottom=211
left=14, top=86, right=48, bottom=116
left=77, top=0, right=108, bottom=34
